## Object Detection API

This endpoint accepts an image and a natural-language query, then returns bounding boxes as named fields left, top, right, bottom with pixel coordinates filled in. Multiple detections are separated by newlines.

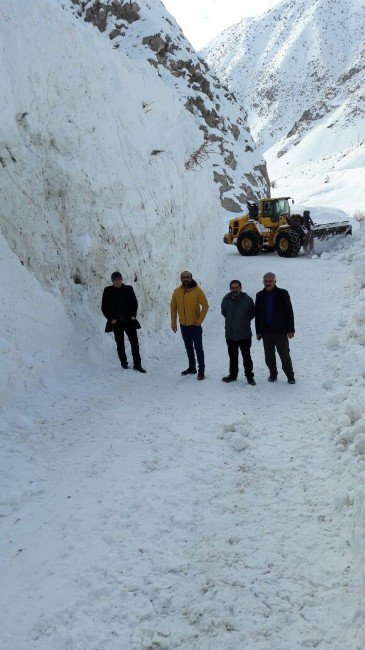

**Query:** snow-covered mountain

left=204, top=0, right=365, bottom=213
left=0, top=0, right=268, bottom=402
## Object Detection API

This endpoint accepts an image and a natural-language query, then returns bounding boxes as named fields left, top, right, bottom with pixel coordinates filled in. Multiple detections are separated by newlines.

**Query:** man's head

left=230, top=280, right=242, bottom=298
left=263, top=272, right=276, bottom=291
left=111, top=271, right=123, bottom=288
left=181, top=271, right=192, bottom=288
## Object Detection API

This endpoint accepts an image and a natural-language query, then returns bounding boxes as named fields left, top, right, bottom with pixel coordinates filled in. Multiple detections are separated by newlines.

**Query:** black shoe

left=134, top=366, right=147, bottom=373
left=121, top=363, right=129, bottom=369
left=197, top=373, right=205, bottom=380
left=222, top=375, right=237, bottom=383
left=247, top=378, right=256, bottom=386
left=181, top=368, right=197, bottom=375
left=268, top=375, right=277, bottom=382
left=288, top=377, right=296, bottom=384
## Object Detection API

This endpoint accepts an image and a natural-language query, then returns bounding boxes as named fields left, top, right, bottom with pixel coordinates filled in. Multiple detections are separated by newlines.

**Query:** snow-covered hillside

left=0, top=0, right=269, bottom=404
left=204, top=0, right=365, bottom=213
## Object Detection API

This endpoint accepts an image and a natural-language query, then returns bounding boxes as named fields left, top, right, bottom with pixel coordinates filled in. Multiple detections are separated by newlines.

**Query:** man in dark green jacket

left=221, top=280, right=256, bottom=385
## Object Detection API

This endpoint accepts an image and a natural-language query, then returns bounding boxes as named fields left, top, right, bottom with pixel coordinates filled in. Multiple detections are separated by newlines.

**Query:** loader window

left=273, top=199, right=290, bottom=216
left=263, top=202, right=274, bottom=217
left=263, top=199, right=290, bottom=220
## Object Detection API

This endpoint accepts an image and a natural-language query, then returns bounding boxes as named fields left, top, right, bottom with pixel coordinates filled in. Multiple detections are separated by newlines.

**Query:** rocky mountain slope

left=68, top=0, right=269, bottom=213
left=204, top=0, right=365, bottom=212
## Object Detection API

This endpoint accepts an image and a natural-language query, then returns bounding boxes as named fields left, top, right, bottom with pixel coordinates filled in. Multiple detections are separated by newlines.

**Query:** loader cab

left=261, top=198, right=291, bottom=223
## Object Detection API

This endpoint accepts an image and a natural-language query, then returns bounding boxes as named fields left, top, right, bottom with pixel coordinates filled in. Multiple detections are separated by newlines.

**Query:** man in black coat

left=221, top=280, right=256, bottom=385
left=101, top=271, right=146, bottom=372
left=255, top=272, right=295, bottom=384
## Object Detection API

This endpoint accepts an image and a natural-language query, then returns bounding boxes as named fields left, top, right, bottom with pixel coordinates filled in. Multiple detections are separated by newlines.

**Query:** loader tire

left=275, top=230, right=301, bottom=258
left=237, top=230, right=262, bottom=256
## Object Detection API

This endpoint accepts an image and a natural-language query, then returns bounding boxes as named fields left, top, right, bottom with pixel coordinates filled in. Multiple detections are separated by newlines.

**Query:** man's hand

left=171, top=325, right=177, bottom=333
left=111, top=319, right=117, bottom=325
left=257, top=334, right=262, bottom=341
left=288, top=332, right=294, bottom=339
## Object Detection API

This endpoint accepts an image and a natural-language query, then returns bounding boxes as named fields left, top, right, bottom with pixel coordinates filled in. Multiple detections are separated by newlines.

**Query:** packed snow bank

left=322, top=220, right=365, bottom=621
left=0, top=0, right=224, bottom=403
left=296, top=205, right=353, bottom=225
left=0, top=233, right=76, bottom=406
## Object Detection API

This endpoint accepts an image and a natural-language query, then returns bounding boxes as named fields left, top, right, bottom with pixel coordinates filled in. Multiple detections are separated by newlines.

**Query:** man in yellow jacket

left=170, top=271, right=209, bottom=380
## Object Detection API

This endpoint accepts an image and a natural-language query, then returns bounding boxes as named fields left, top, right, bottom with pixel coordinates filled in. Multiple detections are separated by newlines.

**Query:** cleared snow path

left=0, top=251, right=362, bottom=649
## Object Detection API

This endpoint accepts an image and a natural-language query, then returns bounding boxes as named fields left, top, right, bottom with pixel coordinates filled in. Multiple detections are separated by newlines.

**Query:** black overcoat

left=101, top=284, right=138, bottom=332
left=255, top=287, right=295, bottom=335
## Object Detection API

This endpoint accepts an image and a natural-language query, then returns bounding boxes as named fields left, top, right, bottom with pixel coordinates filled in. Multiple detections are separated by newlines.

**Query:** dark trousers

left=113, top=322, right=141, bottom=368
left=226, top=338, right=254, bottom=380
left=262, top=334, right=294, bottom=379
left=180, top=324, right=205, bottom=373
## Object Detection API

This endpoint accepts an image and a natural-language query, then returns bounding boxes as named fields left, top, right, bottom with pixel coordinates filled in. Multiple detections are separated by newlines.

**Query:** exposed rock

left=84, top=1, right=140, bottom=32
left=238, top=185, right=255, bottom=200
left=221, top=197, right=242, bottom=212
left=338, top=65, right=361, bottom=84
left=147, top=58, right=158, bottom=69
left=206, top=133, right=223, bottom=143
left=224, top=151, right=237, bottom=170
left=142, top=34, right=167, bottom=56
left=85, top=3, right=108, bottom=31
left=229, top=124, right=240, bottom=141
left=109, top=27, right=122, bottom=39
left=254, top=163, right=270, bottom=190
left=82, top=0, right=140, bottom=32
left=213, top=171, right=233, bottom=189
left=205, top=109, right=220, bottom=128
left=112, top=0, right=139, bottom=23
left=244, top=172, right=258, bottom=187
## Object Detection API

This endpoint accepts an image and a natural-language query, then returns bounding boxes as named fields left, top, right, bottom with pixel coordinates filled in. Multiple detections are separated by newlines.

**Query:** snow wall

left=0, top=0, right=223, bottom=404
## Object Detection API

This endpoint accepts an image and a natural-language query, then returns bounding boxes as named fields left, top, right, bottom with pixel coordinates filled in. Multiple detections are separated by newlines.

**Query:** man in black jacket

left=221, top=280, right=256, bottom=385
left=101, top=271, right=146, bottom=373
left=255, top=272, right=295, bottom=384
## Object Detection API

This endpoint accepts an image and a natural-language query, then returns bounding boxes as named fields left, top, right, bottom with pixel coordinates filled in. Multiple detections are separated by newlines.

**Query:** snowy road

left=1, top=249, right=363, bottom=649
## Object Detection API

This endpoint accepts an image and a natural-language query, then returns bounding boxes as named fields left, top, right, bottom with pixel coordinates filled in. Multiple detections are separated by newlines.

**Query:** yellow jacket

left=171, top=282, right=209, bottom=328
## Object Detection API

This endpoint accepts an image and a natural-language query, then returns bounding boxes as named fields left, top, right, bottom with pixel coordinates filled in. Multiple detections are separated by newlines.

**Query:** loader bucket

left=311, top=221, right=352, bottom=254
left=312, top=221, right=352, bottom=240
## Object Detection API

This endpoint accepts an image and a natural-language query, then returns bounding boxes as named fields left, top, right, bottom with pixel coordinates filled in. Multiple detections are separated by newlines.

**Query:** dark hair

left=230, top=279, right=242, bottom=288
left=180, top=271, right=192, bottom=280
left=111, top=271, right=122, bottom=281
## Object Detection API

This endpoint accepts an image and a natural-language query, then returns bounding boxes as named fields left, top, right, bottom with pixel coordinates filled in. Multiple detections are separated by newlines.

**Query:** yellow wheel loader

left=223, top=197, right=352, bottom=258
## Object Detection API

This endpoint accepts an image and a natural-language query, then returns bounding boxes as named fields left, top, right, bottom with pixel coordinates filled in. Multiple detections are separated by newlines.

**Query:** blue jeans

left=180, top=325, right=205, bottom=373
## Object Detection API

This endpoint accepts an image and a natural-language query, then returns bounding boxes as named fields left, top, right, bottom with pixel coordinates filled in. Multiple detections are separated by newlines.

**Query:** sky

left=162, top=0, right=283, bottom=49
